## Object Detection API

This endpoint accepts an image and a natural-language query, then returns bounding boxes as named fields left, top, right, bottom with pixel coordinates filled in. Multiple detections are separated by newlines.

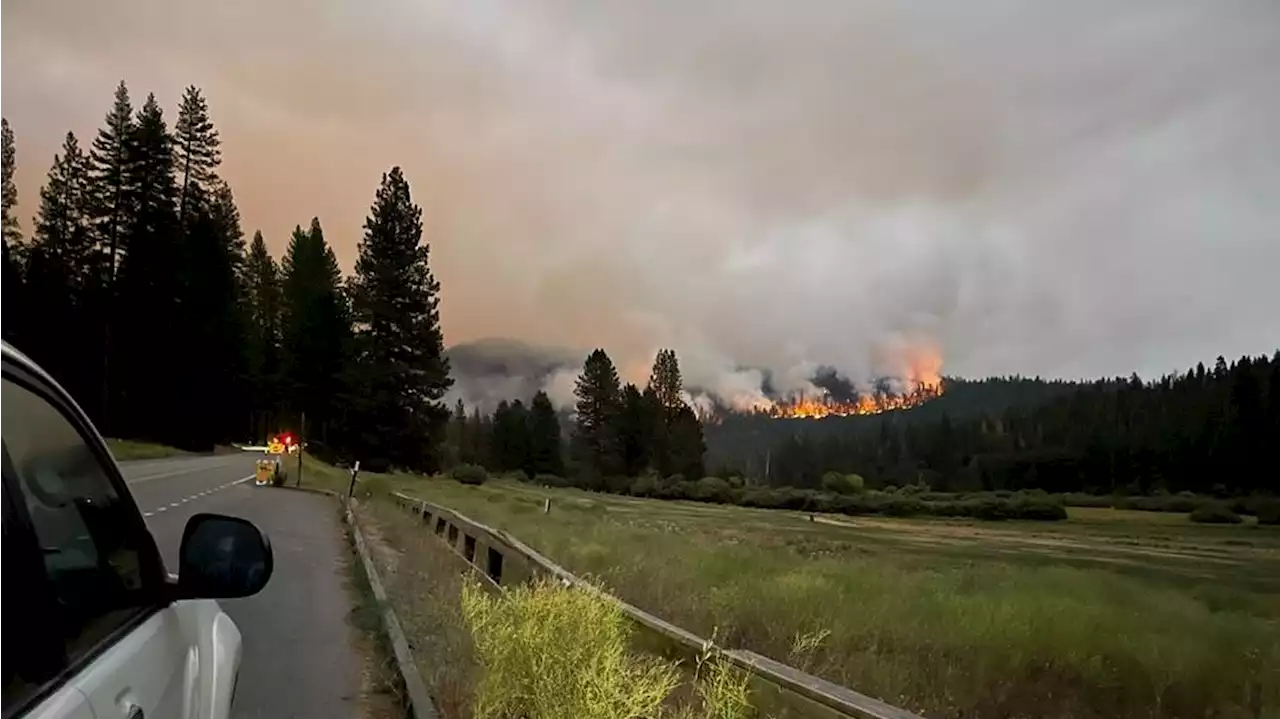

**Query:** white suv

left=2, top=342, right=272, bottom=719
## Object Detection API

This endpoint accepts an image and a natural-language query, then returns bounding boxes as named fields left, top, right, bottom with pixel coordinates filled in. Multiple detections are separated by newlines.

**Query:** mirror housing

left=176, top=513, right=273, bottom=599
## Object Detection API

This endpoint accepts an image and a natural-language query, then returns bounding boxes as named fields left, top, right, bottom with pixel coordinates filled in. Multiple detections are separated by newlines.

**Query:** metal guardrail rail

left=389, top=491, right=922, bottom=719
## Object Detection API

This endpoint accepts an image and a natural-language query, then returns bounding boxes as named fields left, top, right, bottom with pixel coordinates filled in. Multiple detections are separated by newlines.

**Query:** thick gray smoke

left=5, top=1, right=1279, bottom=395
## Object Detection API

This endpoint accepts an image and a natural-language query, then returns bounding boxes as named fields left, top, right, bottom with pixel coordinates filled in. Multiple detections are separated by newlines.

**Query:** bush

left=534, top=473, right=570, bottom=487
left=451, top=463, right=488, bottom=485
left=1011, top=498, right=1069, bottom=521
left=690, top=477, right=734, bottom=503
left=821, top=472, right=865, bottom=495
left=1254, top=498, right=1280, bottom=525
left=628, top=474, right=659, bottom=498
left=1189, top=504, right=1243, bottom=524
left=508, top=469, right=530, bottom=483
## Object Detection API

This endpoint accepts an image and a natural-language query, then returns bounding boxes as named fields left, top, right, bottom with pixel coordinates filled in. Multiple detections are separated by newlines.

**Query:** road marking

left=141, top=474, right=256, bottom=514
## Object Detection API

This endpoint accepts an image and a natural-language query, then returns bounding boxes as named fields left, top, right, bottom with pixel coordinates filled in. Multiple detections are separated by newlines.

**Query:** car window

left=1, top=378, right=159, bottom=680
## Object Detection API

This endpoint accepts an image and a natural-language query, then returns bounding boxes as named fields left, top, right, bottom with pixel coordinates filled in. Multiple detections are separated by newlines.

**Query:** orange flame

left=762, top=381, right=943, bottom=419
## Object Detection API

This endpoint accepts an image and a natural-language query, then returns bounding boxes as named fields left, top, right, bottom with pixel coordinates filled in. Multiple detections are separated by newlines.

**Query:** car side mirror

left=177, top=513, right=273, bottom=599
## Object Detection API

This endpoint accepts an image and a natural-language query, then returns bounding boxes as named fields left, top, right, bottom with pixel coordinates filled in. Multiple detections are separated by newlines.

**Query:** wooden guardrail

left=389, top=491, right=922, bottom=719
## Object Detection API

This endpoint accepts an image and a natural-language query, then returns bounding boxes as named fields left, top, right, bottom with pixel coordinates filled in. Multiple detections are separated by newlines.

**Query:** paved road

left=120, top=454, right=361, bottom=719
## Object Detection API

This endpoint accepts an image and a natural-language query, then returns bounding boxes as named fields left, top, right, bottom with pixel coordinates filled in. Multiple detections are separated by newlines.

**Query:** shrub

left=821, top=472, right=865, bottom=495
left=691, top=477, right=733, bottom=503
left=1011, top=498, right=1069, bottom=521
left=1189, top=504, right=1243, bottom=524
left=508, top=469, right=530, bottom=483
left=628, top=474, right=659, bottom=498
left=534, top=473, right=569, bottom=487
left=1254, top=498, right=1280, bottom=525
left=451, top=463, right=488, bottom=485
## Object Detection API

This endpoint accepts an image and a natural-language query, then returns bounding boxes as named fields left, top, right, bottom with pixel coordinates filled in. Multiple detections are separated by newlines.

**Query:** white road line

left=169, top=502, right=180, bottom=508
left=233, top=475, right=253, bottom=485
left=143, top=511, right=154, bottom=517
left=156, top=506, right=167, bottom=512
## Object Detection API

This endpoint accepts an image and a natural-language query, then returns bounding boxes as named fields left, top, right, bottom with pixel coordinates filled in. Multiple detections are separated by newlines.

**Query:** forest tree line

left=445, top=347, right=707, bottom=486
left=1, top=81, right=453, bottom=470
left=737, top=353, right=1280, bottom=497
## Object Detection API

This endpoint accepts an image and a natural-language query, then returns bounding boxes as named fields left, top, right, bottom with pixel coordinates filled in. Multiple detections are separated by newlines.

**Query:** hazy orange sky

left=5, top=0, right=1279, bottom=393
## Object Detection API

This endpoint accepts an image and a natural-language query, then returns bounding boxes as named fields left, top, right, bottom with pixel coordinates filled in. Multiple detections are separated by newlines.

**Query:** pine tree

left=281, top=218, right=351, bottom=453
left=667, top=404, right=706, bottom=479
left=528, top=390, right=564, bottom=477
left=573, top=349, right=623, bottom=479
left=23, top=132, right=98, bottom=402
left=645, top=348, right=690, bottom=475
left=175, top=178, right=248, bottom=447
left=112, top=92, right=181, bottom=440
left=244, top=230, right=282, bottom=442
left=618, top=383, right=653, bottom=475
left=446, top=398, right=468, bottom=467
left=2, top=118, right=26, bottom=347
left=350, top=167, right=453, bottom=471
left=647, top=349, right=684, bottom=410
left=492, top=399, right=531, bottom=474
left=88, top=81, right=136, bottom=285
left=173, top=85, right=220, bottom=225
left=2, top=118, right=21, bottom=247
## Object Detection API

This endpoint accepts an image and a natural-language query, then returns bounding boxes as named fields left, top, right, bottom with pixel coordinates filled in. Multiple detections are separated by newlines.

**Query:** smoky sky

left=4, top=0, right=1279, bottom=392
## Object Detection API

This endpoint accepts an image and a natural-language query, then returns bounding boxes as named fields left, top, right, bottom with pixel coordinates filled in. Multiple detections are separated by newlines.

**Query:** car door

left=1, top=371, right=192, bottom=719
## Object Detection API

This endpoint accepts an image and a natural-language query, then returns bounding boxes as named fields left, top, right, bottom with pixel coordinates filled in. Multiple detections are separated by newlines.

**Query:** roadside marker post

left=347, top=460, right=362, bottom=499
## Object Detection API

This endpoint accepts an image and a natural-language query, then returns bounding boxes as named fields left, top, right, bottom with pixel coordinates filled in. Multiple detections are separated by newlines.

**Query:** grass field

left=105, top=438, right=187, bottom=461
left=410, top=482, right=1278, bottom=717
left=316, top=458, right=1280, bottom=718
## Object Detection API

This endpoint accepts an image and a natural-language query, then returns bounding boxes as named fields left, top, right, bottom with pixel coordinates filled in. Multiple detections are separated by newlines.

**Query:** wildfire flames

left=763, top=381, right=943, bottom=419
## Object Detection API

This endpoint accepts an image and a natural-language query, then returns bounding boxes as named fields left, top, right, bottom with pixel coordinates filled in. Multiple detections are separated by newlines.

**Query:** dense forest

left=1, top=81, right=453, bottom=470
left=446, top=347, right=707, bottom=487
left=709, top=354, right=1280, bottom=496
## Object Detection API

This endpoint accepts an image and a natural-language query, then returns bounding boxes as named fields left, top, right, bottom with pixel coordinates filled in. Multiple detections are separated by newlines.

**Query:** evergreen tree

left=645, top=348, right=696, bottom=475
left=113, top=92, right=179, bottom=440
left=281, top=218, right=351, bottom=454
left=617, top=383, right=652, bottom=475
left=350, top=167, right=452, bottom=470
left=2, top=118, right=20, bottom=247
left=244, top=230, right=282, bottom=442
left=173, top=85, right=221, bottom=225
left=445, top=398, right=468, bottom=467
left=667, top=404, right=707, bottom=479
left=573, top=349, right=623, bottom=478
left=88, top=81, right=136, bottom=285
left=23, top=132, right=97, bottom=404
left=647, top=349, right=684, bottom=410
left=0, top=117, right=24, bottom=340
left=175, top=178, right=247, bottom=447
left=492, top=399, right=531, bottom=474
left=528, top=390, right=564, bottom=476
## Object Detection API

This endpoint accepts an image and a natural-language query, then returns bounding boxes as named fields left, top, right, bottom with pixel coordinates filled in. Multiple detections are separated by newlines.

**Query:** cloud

left=4, top=0, right=1279, bottom=392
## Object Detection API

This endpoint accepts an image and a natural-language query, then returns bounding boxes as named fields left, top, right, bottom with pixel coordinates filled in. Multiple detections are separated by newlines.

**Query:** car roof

left=2, top=340, right=52, bottom=380
left=1, top=340, right=93, bottom=422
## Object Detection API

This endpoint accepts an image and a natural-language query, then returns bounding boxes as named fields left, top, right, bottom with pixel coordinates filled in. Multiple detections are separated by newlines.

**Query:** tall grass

left=389, top=477, right=1280, bottom=719
left=461, top=577, right=754, bottom=719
